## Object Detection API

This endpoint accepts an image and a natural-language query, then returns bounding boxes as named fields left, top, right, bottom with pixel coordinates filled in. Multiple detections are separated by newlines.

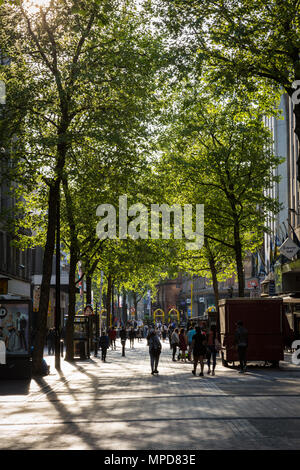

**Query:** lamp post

left=55, top=188, right=61, bottom=371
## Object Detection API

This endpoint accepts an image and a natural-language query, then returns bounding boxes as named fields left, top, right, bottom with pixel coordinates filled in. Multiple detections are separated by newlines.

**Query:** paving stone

left=0, top=339, right=300, bottom=449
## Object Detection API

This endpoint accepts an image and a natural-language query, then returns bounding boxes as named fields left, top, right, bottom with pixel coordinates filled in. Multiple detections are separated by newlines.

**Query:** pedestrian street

left=1, top=339, right=300, bottom=450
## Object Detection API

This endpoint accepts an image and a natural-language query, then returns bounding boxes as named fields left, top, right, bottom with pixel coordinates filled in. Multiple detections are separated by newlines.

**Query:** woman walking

left=148, top=329, right=162, bottom=375
left=171, top=328, right=179, bottom=361
left=179, top=328, right=188, bottom=362
left=191, top=326, right=207, bottom=376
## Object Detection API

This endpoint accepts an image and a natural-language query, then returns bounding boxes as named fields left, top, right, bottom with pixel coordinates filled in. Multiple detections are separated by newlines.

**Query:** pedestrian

left=168, top=324, right=174, bottom=349
left=179, top=328, right=188, bottom=362
left=206, top=325, right=221, bottom=375
left=191, top=326, right=207, bottom=377
left=235, top=320, right=248, bottom=373
left=137, top=327, right=143, bottom=342
left=144, top=324, right=148, bottom=338
left=109, top=327, right=117, bottom=350
left=99, top=330, right=109, bottom=362
left=129, top=327, right=135, bottom=348
left=47, top=328, right=55, bottom=356
left=148, top=329, right=162, bottom=375
left=162, top=324, right=167, bottom=342
left=170, top=328, right=179, bottom=361
left=187, top=325, right=196, bottom=361
left=119, top=327, right=127, bottom=357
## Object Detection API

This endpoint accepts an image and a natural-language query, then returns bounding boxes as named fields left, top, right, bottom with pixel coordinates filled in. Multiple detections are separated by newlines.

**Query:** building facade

left=263, top=94, right=300, bottom=297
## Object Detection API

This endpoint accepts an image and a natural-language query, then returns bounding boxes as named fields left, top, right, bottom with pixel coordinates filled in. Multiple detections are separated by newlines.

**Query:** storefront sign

left=279, top=238, right=300, bottom=260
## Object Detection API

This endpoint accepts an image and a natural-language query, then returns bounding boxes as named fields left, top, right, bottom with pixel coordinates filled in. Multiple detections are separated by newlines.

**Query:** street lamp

left=55, top=188, right=61, bottom=370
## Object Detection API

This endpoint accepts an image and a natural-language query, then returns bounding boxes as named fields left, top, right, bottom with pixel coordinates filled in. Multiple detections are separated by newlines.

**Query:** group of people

left=169, top=324, right=221, bottom=376
left=75, top=320, right=249, bottom=376
left=148, top=320, right=249, bottom=376
left=97, top=325, right=144, bottom=361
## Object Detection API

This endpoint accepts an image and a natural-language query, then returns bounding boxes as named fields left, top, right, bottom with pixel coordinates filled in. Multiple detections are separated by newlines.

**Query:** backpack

left=151, top=335, right=161, bottom=352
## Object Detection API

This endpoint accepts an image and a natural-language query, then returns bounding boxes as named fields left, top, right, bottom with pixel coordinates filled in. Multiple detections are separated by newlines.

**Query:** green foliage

left=156, top=79, right=282, bottom=291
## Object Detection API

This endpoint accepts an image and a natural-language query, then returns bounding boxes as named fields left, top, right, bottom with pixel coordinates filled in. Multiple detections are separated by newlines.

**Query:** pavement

left=1, top=339, right=300, bottom=450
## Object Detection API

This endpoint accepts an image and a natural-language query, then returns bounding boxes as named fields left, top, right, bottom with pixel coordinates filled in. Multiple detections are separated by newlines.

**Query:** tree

left=0, top=0, right=166, bottom=373
left=158, top=87, right=282, bottom=296
left=159, top=0, right=300, bottom=178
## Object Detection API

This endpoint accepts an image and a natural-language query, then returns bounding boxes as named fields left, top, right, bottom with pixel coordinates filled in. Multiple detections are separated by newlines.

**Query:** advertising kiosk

left=73, top=315, right=90, bottom=359
left=0, top=299, right=32, bottom=379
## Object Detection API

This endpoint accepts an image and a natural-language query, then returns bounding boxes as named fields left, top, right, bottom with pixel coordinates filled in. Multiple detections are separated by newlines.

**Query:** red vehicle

left=219, top=298, right=294, bottom=367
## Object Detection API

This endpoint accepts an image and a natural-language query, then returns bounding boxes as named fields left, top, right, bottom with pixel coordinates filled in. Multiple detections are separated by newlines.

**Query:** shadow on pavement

left=0, top=379, right=31, bottom=396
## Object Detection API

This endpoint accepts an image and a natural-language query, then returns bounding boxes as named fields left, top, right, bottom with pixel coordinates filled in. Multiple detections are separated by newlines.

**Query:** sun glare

left=24, top=0, right=51, bottom=15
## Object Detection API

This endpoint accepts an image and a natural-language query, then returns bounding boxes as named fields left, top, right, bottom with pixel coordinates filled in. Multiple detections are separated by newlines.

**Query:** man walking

left=148, top=329, right=162, bottom=375
left=47, top=328, right=55, bottom=356
left=99, top=330, right=109, bottom=362
left=235, top=320, right=248, bottom=373
left=120, top=327, right=127, bottom=357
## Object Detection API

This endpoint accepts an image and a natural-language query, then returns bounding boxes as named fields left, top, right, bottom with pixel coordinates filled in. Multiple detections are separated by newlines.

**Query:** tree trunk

left=111, top=279, right=115, bottom=325
left=32, top=183, right=58, bottom=375
left=234, top=220, right=245, bottom=297
left=65, top=241, right=77, bottom=362
left=133, top=292, right=138, bottom=321
left=205, top=238, right=220, bottom=331
left=106, top=274, right=112, bottom=326
left=122, top=287, right=127, bottom=325
left=86, top=275, right=92, bottom=305
left=205, top=240, right=220, bottom=306
left=62, top=177, right=78, bottom=362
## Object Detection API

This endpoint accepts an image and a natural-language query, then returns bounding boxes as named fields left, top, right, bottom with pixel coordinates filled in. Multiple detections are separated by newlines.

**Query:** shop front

left=0, top=299, right=32, bottom=379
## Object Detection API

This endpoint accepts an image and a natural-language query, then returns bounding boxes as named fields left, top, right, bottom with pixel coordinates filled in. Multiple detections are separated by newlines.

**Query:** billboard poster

left=0, top=302, right=30, bottom=356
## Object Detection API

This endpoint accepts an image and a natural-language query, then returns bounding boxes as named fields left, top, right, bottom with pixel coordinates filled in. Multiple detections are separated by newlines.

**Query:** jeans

left=238, top=345, right=247, bottom=370
left=172, top=344, right=177, bottom=360
left=206, top=345, right=217, bottom=369
left=150, top=351, right=160, bottom=372
left=101, top=347, right=108, bottom=361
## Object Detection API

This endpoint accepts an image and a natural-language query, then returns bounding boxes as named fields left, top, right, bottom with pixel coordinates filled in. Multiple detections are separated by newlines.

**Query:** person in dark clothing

left=129, top=327, right=135, bottom=348
left=99, top=331, right=109, bottom=362
left=235, top=320, right=248, bottom=373
left=109, top=327, right=117, bottom=350
left=47, top=328, right=55, bottom=355
left=170, top=328, right=179, bottom=361
left=148, top=329, right=162, bottom=374
left=206, top=325, right=220, bottom=375
left=119, top=327, right=127, bottom=357
left=191, top=326, right=207, bottom=376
